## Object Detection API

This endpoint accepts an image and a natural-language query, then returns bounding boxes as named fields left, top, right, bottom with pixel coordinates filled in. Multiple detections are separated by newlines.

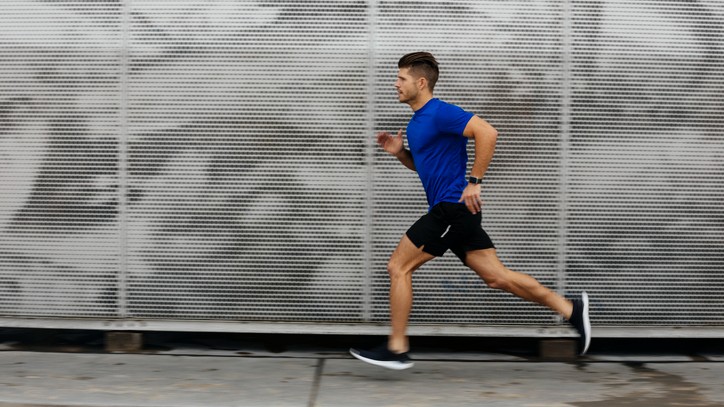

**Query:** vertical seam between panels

left=117, top=0, right=131, bottom=319
left=557, top=0, right=573, bottom=315
left=362, top=0, right=379, bottom=322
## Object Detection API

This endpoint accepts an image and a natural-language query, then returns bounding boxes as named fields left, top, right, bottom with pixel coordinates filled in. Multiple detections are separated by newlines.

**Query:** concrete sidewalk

left=1, top=345, right=724, bottom=407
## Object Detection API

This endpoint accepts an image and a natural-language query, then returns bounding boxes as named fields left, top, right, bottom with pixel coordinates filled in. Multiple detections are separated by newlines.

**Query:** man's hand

left=376, top=129, right=404, bottom=156
left=459, top=183, right=483, bottom=214
left=377, top=129, right=416, bottom=172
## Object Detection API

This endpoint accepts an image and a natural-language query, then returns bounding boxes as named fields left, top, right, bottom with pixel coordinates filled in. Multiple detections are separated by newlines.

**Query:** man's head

left=396, top=52, right=439, bottom=105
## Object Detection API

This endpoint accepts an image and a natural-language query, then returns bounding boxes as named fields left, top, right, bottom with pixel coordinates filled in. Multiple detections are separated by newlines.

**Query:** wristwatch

left=468, top=176, right=483, bottom=185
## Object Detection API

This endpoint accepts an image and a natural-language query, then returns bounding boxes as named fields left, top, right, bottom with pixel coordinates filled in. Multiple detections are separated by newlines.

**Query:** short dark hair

left=398, top=52, right=439, bottom=91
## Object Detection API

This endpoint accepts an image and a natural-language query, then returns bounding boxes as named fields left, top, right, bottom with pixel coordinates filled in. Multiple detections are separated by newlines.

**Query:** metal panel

left=122, top=1, right=370, bottom=321
left=371, top=1, right=566, bottom=325
left=0, top=1, right=121, bottom=317
left=566, top=0, right=724, bottom=325
left=0, top=0, right=723, bottom=334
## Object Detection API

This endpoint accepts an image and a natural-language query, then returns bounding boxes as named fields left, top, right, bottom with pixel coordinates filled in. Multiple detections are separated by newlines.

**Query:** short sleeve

left=435, top=102, right=474, bottom=137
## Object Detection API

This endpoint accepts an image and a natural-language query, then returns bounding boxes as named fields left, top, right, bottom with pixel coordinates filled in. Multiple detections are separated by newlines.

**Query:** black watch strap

left=468, top=176, right=483, bottom=185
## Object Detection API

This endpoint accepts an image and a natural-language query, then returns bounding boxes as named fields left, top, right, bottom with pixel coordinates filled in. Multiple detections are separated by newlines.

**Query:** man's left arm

left=458, top=115, right=498, bottom=214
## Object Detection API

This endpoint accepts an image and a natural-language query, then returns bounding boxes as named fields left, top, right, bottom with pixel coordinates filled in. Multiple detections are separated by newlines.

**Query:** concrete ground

left=0, top=330, right=723, bottom=407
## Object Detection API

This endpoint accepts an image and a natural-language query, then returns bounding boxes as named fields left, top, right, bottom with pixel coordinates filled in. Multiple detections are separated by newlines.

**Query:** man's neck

left=408, top=94, right=434, bottom=112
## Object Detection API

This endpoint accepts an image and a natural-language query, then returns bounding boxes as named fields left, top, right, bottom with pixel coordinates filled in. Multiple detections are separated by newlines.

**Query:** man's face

left=395, top=67, right=419, bottom=104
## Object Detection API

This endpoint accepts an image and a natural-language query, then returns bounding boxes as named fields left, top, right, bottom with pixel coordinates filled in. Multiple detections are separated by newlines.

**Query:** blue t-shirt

left=406, top=98, right=474, bottom=210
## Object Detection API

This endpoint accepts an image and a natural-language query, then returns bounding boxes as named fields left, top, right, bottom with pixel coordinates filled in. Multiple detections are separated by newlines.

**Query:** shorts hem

left=405, top=232, right=445, bottom=257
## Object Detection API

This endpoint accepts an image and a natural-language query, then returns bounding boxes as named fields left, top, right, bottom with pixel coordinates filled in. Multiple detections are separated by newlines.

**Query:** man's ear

left=417, top=76, right=427, bottom=91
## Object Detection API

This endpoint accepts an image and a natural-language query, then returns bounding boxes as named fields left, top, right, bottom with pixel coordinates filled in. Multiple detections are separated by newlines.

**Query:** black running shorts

left=406, top=202, right=495, bottom=262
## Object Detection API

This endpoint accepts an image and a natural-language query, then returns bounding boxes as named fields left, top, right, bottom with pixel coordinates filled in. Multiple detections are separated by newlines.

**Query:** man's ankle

left=388, top=339, right=409, bottom=354
left=562, top=299, right=574, bottom=321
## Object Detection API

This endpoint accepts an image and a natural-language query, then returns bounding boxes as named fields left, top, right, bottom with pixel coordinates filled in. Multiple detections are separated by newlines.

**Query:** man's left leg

left=465, top=248, right=572, bottom=317
left=463, top=248, right=590, bottom=354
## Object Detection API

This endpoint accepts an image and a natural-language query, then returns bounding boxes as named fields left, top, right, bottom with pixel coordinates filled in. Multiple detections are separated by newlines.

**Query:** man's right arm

left=376, top=129, right=416, bottom=172
left=393, top=148, right=416, bottom=171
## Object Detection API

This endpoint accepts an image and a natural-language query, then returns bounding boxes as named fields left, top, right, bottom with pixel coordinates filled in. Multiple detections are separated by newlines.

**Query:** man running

left=350, top=52, right=590, bottom=370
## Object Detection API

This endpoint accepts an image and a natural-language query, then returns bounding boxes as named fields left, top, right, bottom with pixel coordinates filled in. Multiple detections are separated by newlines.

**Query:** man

left=350, top=52, right=590, bottom=370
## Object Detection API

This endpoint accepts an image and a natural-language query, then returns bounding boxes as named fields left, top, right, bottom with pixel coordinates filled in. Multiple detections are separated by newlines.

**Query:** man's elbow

left=488, top=127, right=498, bottom=140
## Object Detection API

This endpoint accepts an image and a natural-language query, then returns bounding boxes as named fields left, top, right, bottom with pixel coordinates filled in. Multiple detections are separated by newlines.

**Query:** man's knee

left=471, top=260, right=510, bottom=291
left=484, top=273, right=510, bottom=291
left=387, top=261, right=406, bottom=278
left=387, top=260, right=413, bottom=280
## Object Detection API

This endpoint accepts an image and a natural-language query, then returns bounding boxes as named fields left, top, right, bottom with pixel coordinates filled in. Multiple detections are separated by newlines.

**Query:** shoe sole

left=349, top=349, right=414, bottom=370
left=580, top=291, right=591, bottom=355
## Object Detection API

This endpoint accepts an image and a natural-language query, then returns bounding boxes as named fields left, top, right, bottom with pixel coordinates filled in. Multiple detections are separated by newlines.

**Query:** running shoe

left=568, top=291, right=591, bottom=355
left=349, top=344, right=414, bottom=370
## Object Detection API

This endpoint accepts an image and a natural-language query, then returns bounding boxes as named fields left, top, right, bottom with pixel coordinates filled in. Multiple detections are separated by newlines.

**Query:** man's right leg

left=387, top=234, right=436, bottom=353
left=349, top=234, right=435, bottom=370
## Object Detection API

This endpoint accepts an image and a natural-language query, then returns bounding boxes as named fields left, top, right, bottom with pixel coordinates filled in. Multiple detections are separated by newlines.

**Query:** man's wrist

left=468, top=175, right=483, bottom=185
